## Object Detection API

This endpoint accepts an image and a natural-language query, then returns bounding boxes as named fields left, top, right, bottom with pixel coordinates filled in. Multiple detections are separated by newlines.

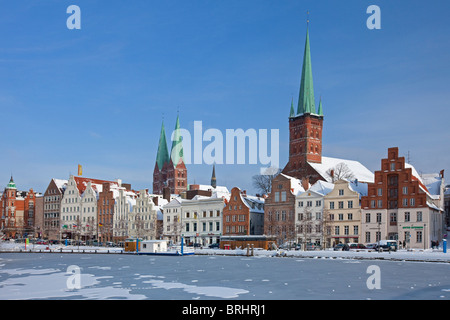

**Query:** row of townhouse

left=266, top=147, right=447, bottom=250
left=42, top=175, right=167, bottom=243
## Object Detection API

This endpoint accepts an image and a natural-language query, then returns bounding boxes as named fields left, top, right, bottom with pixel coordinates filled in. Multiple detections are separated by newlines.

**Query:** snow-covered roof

left=348, top=181, right=369, bottom=197
left=308, top=156, right=374, bottom=183
left=308, top=180, right=335, bottom=196
left=53, top=179, right=68, bottom=191
left=279, top=173, right=305, bottom=196
left=421, top=173, right=443, bottom=196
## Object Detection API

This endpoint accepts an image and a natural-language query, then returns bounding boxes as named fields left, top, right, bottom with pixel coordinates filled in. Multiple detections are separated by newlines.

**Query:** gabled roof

left=308, top=156, right=374, bottom=184
left=73, top=176, right=118, bottom=194
left=279, top=173, right=306, bottom=196
left=308, top=180, right=335, bottom=196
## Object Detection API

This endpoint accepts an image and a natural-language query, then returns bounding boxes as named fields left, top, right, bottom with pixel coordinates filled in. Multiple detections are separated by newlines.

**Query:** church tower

left=282, top=24, right=324, bottom=182
left=166, top=114, right=188, bottom=194
left=153, top=121, right=170, bottom=195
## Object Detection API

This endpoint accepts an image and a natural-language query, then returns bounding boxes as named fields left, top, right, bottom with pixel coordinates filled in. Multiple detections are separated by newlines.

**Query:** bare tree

left=252, top=167, right=282, bottom=195
left=326, top=163, right=355, bottom=182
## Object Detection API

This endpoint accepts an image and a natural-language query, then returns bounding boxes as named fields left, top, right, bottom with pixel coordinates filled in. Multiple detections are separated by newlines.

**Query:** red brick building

left=264, top=174, right=306, bottom=244
left=223, top=187, right=264, bottom=236
left=361, top=147, right=445, bottom=249
left=0, top=177, right=36, bottom=239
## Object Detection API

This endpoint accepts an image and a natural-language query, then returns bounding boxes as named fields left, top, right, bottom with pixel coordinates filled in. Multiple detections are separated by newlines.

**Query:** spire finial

left=307, top=11, right=310, bottom=26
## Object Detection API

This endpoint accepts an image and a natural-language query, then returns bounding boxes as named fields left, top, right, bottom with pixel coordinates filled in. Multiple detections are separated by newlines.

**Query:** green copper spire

left=289, top=97, right=295, bottom=118
left=6, top=176, right=16, bottom=189
left=297, top=25, right=316, bottom=115
left=170, top=114, right=184, bottom=167
left=155, top=121, right=170, bottom=171
left=317, top=97, right=323, bottom=116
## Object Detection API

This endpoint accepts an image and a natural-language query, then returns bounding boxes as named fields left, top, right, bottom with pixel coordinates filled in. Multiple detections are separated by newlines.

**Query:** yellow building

left=323, top=180, right=368, bottom=248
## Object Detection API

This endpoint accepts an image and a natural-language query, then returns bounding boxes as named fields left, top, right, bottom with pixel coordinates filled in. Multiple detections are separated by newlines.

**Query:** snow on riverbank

left=195, top=248, right=450, bottom=263
left=1, top=241, right=449, bottom=263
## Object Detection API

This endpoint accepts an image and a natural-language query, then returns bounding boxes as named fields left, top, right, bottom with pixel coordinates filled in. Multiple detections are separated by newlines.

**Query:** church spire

left=317, top=97, right=323, bottom=116
left=155, top=121, right=170, bottom=171
left=170, top=114, right=184, bottom=167
left=289, top=97, right=295, bottom=118
left=211, top=164, right=217, bottom=189
left=297, top=23, right=316, bottom=115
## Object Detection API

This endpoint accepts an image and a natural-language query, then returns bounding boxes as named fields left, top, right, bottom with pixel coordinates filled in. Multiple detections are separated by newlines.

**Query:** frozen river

left=0, top=253, right=449, bottom=300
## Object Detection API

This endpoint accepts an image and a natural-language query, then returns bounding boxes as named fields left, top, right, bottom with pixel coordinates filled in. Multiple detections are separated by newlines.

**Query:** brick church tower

left=153, top=115, right=188, bottom=195
left=282, top=24, right=324, bottom=183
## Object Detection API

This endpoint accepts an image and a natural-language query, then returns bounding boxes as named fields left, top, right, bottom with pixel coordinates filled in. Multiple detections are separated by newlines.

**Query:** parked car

left=377, top=240, right=398, bottom=252
left=365, top=243, right=378, bottom=251
left=208, top=242, right=220, bottom=249
left=349, top=243, right=366, bottom=250
left=333, top=243, right=349, bottom=251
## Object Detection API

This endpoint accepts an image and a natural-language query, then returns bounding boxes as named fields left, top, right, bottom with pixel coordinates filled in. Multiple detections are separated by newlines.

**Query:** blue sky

left=1, top=0, right=449, bottom=194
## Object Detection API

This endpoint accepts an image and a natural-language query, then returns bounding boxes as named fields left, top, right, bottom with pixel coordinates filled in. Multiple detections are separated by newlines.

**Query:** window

left=307, top=201, right=313, bottom=207
left=344, top=226, right=349, bottom=235
left=402, top=186, right=408, bottom=195
left=405, top=212, right=410, bottom=222
left=417, top=211, right=422, bottom=222
left=371, top=200, right=376, bottom=208
left=410, top=198, right=415, bottom=206
left=335, top=226, right=340, bottom=235
left=274, top=192, right=280, bottom=202
left=403, top=198, right=408, bottom=207
left=281, top=191, right=287, bottom=202
left=365, top=213, right=371, bottom=223
left=390, top=212, right=397, bottom=223
left=186, top=223, right=190, bottom=232
left=338, top=201, right=344, bottom=209
left=338, top=214, right=344, bottom=221
left=348, top=201, right=353, bottom=209
left=315, top=200, right=321, bottom=207
left=390, top=163, right=395, bottom=171
left=376, top=213, right=382, bottom=223
left=348, top=213, right=353, bottom=220
left=376, top=232, right=381, bottom=242
left=378, top=200, right=383, bottom=208
left=339, top=189, right=344, bottom=196
left=353, top=225, right=359, bottom=235
left=330, top=202, right=335, bottom=209
left=377, top=188, right=382, bottom=196
left=365, top=232, right=371, bottom=243
left=416, top=231, right=423, bottom=243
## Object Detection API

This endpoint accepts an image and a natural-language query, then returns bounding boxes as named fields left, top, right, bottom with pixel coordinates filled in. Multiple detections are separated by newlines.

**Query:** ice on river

left=0, top=254, right=448, bottom=300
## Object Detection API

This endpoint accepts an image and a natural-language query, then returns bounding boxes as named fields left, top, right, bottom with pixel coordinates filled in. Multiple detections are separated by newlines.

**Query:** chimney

left=163, top=187, right=171, bottom=202
left=152, top=196, right=159, bottom=206
left=330, top=170, right=335, bottom=182
left=440, top=169, right=445, bottom=178
left=301, top=177, right=310, bottom=190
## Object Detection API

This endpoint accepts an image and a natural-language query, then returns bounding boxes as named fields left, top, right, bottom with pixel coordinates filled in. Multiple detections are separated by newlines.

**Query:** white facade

left=113, top=186, right=136, bottom=241
left=60, top=176, right=83, bottom=238
left=163, top=195, right=225, bottom=246
left=128, top=190, right=158, bottom=240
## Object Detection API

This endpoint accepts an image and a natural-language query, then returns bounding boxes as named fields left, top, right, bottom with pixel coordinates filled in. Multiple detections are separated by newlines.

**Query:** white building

left=295, top=180, right=334, bottom=247
left=163, top=193, right=227, bottom=247
left=128, top=190, right=159, bottom=240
